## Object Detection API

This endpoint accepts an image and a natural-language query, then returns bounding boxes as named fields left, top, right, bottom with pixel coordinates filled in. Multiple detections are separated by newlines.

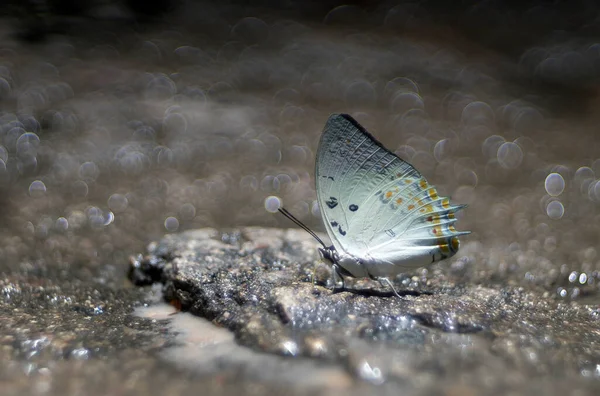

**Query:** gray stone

left=129, top=227, right=600, bottom=394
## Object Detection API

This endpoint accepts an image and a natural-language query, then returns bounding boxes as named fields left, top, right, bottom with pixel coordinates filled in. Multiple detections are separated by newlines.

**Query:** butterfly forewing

left=316, top=114, right=468, bottom=268
left=315, top=115, right=362, bottom=250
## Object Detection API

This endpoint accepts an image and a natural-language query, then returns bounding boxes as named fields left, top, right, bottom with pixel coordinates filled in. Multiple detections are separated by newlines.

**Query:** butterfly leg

left=378, top=277, right=402, bottom=299
left=331, top=264, right=346, bottom=293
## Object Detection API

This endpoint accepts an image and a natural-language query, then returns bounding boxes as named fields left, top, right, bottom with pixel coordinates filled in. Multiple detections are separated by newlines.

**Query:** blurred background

left=1, top=0, right=600, bottom=394
left=1, top=0, right=599, bottom=298
left=1, top=0, right=600, bottom=319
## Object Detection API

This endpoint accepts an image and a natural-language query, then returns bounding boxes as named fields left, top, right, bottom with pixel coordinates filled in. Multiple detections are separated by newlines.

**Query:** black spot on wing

left=321, top=175, right=334, bottom=181
left=326, top=197, right=338, bottom=209
left=338, top=226, right=346, bottom=236
left=349, top=204, right=358, bottom=212
left=330, top=220, right=338, bottom=227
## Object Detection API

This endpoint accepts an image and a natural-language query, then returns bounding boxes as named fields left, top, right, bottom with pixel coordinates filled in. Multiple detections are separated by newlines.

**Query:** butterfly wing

left=315, top=114, right=364, bottom=253
left=315, top=114, right=468, bottom=272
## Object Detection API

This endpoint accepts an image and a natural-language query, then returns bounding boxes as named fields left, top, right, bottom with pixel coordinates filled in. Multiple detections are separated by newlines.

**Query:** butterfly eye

left=318, top=247, right=334, bottom=263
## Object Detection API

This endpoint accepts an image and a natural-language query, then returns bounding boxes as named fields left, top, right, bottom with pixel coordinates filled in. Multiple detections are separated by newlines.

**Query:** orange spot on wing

left=395, top=198, right=403, bottom=204
left=408, top=204, right=415, bottom=210
left=405, top=179, right=411, bottom=184
left=448, top=212, right=455, bottom=219
left=428, top=188, right=438, bottom=200
left=420, top=179, right=428, bottom=189
left=439, top=243, right=450, bottom=253
left=451, top=237, right=460, bottom=251
left=442, top=198, right=450, bottom=208
left=419, top=204, right=434, bottom=214
left=385, top=191, right=393, bottom=199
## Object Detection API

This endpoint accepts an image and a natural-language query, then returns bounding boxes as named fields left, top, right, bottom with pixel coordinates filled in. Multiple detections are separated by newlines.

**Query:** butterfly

left=279, top=113, right=469, bottom=297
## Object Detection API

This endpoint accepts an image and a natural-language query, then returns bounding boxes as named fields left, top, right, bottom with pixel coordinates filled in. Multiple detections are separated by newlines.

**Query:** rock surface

left=130, top=227, right=600, bottom=395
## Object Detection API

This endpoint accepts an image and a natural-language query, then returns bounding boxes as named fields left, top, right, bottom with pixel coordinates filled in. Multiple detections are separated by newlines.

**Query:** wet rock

left=130, top=227, right=600, bottom=394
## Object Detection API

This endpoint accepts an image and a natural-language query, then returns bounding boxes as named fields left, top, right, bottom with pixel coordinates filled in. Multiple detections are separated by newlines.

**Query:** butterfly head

left=318, top=245, right=338, bottom=265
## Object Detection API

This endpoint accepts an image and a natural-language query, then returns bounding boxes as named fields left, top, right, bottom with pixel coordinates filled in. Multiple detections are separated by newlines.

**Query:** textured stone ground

left=128, top=227, right=600, bottom=395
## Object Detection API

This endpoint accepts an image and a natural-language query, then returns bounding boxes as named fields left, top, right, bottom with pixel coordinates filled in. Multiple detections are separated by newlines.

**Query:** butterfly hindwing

left=316, top=114, right=468, bottom=269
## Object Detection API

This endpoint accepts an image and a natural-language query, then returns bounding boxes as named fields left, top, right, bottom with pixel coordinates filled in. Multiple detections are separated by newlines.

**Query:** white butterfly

left=280, top=113, right=469, bottom=296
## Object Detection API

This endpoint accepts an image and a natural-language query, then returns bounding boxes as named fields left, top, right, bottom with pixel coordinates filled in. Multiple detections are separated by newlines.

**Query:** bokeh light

left=264, top=196, right=282, bottom=213
left=545, top=173, right=565, bottom=196
left=546, top=200, right=565, bottom=219
left=0, top=1, right=596, bottom=306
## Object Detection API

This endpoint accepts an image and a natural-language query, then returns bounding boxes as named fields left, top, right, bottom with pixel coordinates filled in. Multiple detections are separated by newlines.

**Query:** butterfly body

left=315, top=114, right=469, bottom=286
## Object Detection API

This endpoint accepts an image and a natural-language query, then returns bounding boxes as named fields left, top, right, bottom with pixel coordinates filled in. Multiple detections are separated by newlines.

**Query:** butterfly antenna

left=277, top=207, right=328, bottom=249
